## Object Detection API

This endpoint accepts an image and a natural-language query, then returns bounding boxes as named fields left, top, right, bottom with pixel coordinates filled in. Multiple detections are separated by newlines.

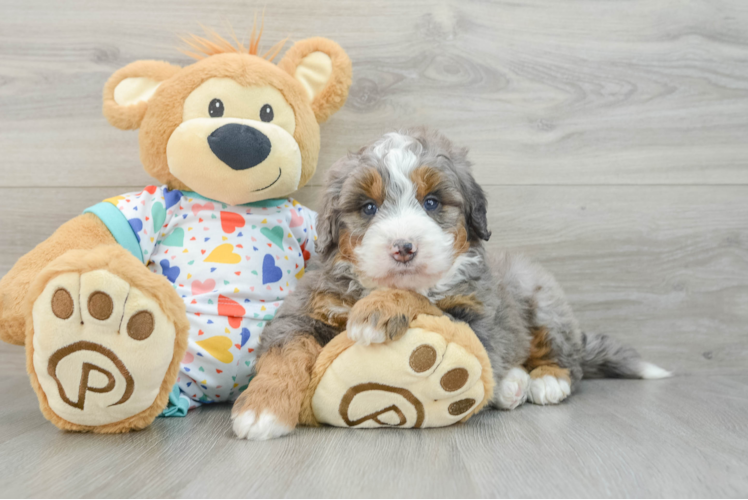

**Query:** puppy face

left=318, top=129, right=490, bottom=291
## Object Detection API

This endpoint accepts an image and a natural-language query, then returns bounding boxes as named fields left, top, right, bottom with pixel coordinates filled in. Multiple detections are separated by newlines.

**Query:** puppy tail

left=580, top=332, right=672, bottom=380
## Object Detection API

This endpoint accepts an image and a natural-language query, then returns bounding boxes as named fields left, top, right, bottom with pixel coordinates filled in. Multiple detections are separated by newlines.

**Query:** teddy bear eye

left=260, top=104, right=274, bottom=122
left=209, top=98, right=224, bottom=118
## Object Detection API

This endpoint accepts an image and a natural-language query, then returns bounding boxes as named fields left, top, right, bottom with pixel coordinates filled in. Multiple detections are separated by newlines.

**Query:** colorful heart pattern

left=204, top=243, right=241, bottom=264
left=196, top=336, right=234, bottom=364
left=262, top=254, right=283, bottom=284
left=217, top=294, right=245, bottom=329
left=260, top=226, right=284, bottom=248
left=191, top=279, right=215, bottom=296
left=105, top=186, right=317, bottom=406
left=221, top=211, right=245, bottom=234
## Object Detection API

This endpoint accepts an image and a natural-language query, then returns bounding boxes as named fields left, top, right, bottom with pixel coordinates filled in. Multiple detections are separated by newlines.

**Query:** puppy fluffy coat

left=231, top=128, right=670, bottom=440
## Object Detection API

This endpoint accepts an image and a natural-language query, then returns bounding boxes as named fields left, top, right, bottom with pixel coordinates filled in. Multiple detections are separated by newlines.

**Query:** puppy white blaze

left=357, top=132, right=455, bottom=290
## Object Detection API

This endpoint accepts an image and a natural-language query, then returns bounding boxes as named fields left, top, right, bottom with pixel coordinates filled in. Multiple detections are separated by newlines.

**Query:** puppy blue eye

left=423, top=198, right=439, bottom=211
left=362, top=202, right=378, bottom=216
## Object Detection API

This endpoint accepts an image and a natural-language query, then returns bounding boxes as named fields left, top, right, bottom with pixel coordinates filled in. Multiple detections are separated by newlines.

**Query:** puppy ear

left=467, top=183, right=491, bottom=241
left=315, top=198, right=339, bottom=258
left=103, top=60, right=181, bottom=130
left=457, top=166, right=491, bottom=242
left=315, top=155, right=356, bottom=256
left=278, top=37, right=352, bottom=123
left=315, top=180, right=341, bottom=257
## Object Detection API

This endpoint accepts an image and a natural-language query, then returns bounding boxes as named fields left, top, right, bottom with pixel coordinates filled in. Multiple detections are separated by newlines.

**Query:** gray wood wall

left=1, top=0, right=747, bottom=377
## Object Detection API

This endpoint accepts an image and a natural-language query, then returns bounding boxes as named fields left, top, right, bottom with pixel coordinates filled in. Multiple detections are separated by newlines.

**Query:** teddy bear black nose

left=208, top=123, right=272, bottom=171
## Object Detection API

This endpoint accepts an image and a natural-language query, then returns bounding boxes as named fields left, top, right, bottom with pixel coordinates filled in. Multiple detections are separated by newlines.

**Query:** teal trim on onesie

left=83, top=202, right=144, bottom=263
left=182, top=191, right=289, bottom=208
left=159, top=385, right=190, bottom=418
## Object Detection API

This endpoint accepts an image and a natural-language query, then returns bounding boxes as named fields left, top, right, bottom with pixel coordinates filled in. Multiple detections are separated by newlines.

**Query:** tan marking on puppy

left=360, top=168, right=385, bottom=205
left=308, top=292, right=353, bottom=330
left=348, top=289, right=443, bottom=341
left=529, top=365, right=571, bottom=383
left=411, top=165, right=443, bottom=202
left=435, top=294, right=484, bottom=316
left=451, top=222, right=471, bottom=256
left=524, top=327, right=571, bottom=383
left=337, top=229, right=363, bottom=264
left=524, top=326, right=555, bottom=371
left=231, top=335, right=322, bottom=428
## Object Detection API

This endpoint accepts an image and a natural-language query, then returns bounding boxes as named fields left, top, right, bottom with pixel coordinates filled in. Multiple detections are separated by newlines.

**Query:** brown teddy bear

left=0, top=27, right=354, bottom=432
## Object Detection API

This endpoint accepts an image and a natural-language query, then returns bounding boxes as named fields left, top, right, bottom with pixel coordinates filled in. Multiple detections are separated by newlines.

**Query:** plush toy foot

left=527, top=366, right=572, bottom=405
left=26, top=247, right=188, bottom=433
left=302, top=315, right=494, bottom=429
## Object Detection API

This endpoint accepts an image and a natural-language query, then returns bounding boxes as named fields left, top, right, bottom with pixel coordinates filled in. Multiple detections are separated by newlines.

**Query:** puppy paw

left=232, top=409, right=293, bottom=441
left=495, top=367, right=530, bottom=410
left=346, top=289, right=440, bottom=346
left=346, top=301, right=410, bottom=346
left=527, top=375, right=571, bottom=405
left=230, top=363, right=303, bottom=440
left=346, top=320, right=388, bottom=345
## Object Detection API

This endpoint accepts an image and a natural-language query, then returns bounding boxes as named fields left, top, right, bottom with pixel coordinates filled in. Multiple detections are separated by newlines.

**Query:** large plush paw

left=495, top=367, right=531, bottom=410
left=527, top=367, right=572, bottom=405
left=30, top=270, right=178, bottom=428
left=312, top=321, right=491, bottom=429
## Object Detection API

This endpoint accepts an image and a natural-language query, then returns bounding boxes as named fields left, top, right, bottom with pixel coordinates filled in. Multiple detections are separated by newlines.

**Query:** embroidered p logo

left=47, top=341, right=134, bottom=410
left=338, top=383, right=426, bottom=428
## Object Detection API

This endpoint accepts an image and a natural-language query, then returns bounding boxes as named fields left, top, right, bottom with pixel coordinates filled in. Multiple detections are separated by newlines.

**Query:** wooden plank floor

left=1, top=0, right=747, bottom=497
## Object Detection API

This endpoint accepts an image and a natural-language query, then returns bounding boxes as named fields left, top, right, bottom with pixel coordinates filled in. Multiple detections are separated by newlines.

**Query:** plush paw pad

left=31, top=270, right=176, bottom=426
left=496, top=367, right=531, bottom=410
left=312, top=326, right=487, bottom=428
left=232, top=410, right=293, bottom=441
left=527, top=375, right=571, bottom=405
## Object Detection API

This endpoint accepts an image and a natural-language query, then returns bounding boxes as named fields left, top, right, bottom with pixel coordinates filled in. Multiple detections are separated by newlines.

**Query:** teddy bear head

left=103, top=32, right=351, bottom=205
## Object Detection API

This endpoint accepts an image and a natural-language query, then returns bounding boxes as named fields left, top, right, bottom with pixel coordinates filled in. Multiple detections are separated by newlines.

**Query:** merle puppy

left=231, top=127, right=670, bottom=440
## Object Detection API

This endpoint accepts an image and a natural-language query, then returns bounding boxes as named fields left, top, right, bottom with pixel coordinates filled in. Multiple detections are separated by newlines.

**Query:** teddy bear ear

left=278, top=38, right=352, bottom=123
left=103, top=60, right=182, bottom=130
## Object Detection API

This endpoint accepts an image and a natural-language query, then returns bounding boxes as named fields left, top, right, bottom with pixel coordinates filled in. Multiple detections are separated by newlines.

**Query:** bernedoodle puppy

left=231, top=127, right=671, bottom=440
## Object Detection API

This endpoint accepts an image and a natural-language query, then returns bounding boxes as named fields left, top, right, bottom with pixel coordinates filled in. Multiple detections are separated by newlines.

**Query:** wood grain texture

left=1, top=0, right=747, bottom=497
left=1, top=0, right=748, bottom=187
left=0, top=354, right=745, bottom=498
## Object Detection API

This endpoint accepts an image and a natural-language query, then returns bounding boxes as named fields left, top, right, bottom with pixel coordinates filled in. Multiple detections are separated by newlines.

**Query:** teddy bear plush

left=0, top=28, right=354, bottom=433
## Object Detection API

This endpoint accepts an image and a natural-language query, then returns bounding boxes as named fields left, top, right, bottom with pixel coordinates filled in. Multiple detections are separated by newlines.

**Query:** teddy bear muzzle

left=208, top=123, right=272, bottom=171
left=166, top=117, right=302, bottom=205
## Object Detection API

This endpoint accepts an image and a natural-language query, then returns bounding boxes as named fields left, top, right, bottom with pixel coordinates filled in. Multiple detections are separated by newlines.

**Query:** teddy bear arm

left=0, top=213, right=116, bottom=345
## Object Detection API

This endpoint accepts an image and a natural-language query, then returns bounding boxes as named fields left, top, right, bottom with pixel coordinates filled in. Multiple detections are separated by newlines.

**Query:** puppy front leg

left=346, top=288, right=442, bottom=345
left=232, top=335, right=321, bottom=440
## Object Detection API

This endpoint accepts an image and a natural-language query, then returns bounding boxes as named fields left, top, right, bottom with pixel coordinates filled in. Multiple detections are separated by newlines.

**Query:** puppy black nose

left=391, top=239, right=417, bottom=263
left=208, top=123, right=272, bottom=171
